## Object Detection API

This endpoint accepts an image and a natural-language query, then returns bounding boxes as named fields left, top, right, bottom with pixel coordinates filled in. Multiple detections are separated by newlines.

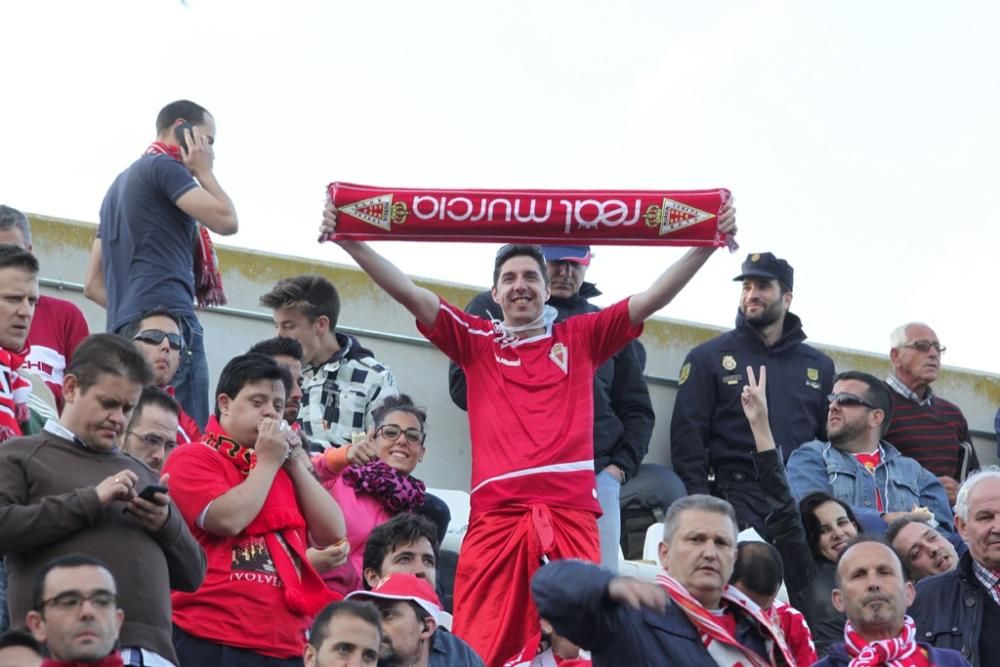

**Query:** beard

left=829, top=417, right=867, bottom=446
left=741, top=299, right=784, bottom=329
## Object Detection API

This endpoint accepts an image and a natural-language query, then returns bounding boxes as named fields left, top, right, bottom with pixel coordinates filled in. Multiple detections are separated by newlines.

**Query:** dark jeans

left=173, top=625, right=303, bottom=667
left=171, top=313, right=209, bottom=430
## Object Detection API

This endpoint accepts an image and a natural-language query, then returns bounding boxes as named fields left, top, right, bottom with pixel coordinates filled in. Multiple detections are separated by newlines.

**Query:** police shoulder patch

left=678, top=362, right=691, bottom=386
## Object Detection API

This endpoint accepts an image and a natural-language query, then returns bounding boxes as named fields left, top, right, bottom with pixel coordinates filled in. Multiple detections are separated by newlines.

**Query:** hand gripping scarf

left=656, top=571, right=795, bottom=667
left=324, top=182, right=735, bottom=248
left=144, top=142, right=227, bottom=307
left=844, top=616, right=923, bottom=667
left=203, top=416, right=340, bottom=615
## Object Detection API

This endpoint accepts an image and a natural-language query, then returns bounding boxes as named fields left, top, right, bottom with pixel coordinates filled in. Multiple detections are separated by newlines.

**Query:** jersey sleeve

left=416, top=298, right=492, bottom=367
left=573, top=298, right=643, bottom=367
left=162, top=444, right=234, bottom=529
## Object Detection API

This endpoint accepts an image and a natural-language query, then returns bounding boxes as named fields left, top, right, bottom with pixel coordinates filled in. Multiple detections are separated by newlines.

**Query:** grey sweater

left=0, top=429, right=206, bottom=664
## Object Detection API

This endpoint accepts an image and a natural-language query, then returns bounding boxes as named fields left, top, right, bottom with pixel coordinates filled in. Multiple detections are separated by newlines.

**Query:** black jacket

left=533, top=559, right=775, bottom=667
left=447, top=283, right=654, bottom=479
left=756, top=449, right=843, bottom=656
left=910, top=552, right=996, bottom=667
left=670, top=310, right=834, bottom=493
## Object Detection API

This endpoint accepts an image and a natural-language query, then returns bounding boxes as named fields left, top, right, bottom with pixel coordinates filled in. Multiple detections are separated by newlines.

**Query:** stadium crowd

left=0, top=99, right=998, bottom=667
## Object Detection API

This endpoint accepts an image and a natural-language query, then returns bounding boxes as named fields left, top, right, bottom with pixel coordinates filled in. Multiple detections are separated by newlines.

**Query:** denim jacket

left=786, top=440, right=955, bottom=533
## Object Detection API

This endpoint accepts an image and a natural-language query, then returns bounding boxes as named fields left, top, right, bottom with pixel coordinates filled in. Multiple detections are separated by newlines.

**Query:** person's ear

left=303, top=643, right=317, bottom=667
left=217, top=394, right=232, bottom=417
left=420, top=617, right=437, bottom=641
left=491, top=286, right=500, bottom=305
left=658, top=540, right=670, bottom=570
left=831, top=588, right=845, bottom=613
left=313, top=315, right=330, bottom=335
left=904, top=581, right=916, bottom=608
left=363, top=567, right=380, bottom=589
left=114, top=608, right=124, bottom=634
left=25, top=610, right=46, bottom=643
left=63, top=374, right=79, bottom=404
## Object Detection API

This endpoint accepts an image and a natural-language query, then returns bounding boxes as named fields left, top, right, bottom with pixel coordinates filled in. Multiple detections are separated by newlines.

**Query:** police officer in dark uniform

left=670, top=252, right=835, bottom=537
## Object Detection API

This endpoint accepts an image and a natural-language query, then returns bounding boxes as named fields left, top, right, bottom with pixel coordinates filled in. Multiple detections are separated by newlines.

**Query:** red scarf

left=42, top=654, right=124, bottom=667
left=145, top=142, right=227, bottom=308
left=324, top=182, right=734, bottom=247
left=656, top=571, right=794, bottom=667
left=203, top=417, right=340, bottom=615
left=844, top=616, right=927, bottom=667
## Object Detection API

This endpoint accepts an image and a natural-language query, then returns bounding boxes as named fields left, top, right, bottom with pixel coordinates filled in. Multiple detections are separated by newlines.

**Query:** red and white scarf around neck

left=655, top=571, right=793, bottom=667
left=844, top=616, right=923, bottom=667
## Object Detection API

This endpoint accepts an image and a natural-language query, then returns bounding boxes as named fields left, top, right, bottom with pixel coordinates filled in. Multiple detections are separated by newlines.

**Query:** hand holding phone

left=137, top=484, right=169, bottom=503
left=174, top=122, right=195, bottom=153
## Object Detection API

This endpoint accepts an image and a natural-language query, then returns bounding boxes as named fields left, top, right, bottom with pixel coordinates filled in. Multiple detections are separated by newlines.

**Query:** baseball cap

left=541, top=245, right=591, bottom=266
left=732, top=252, right=793, bottom=290
left=347, top=573, right=442, bottom=623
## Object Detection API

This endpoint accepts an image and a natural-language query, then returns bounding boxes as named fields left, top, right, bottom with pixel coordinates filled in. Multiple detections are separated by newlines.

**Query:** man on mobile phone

left=85, top=99, right=239, bottom=431
left=0, top=334, right=206, bottom=667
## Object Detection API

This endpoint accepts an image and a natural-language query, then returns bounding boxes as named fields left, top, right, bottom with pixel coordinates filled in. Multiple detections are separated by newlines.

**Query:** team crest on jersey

left=807, top=367, right=819, bottom=381
left=549, top=343, right=568, bottom=374
left=722, top=355, right=737, bottom=371
left=678, top=362, right=691, bottom=386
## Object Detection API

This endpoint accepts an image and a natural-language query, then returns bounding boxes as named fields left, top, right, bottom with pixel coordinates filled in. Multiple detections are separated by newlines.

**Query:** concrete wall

left=29, top=213, right=1000, bottom=491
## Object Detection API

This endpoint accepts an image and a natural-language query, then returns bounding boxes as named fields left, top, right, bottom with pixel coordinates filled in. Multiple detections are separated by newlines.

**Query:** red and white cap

left=347, top=573, right=442, bottom=623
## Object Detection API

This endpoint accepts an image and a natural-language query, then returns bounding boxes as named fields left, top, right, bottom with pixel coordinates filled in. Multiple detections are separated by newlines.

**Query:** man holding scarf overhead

left=320, top=198, right=736, bottom=665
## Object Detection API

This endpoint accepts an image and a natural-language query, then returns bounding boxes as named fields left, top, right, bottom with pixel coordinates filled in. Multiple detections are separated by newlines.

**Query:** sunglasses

left=133, top=329, right=184, bottom=351
left=901, top=340, right=946, bottom=354
left=827, top=392, right=876, bottom=409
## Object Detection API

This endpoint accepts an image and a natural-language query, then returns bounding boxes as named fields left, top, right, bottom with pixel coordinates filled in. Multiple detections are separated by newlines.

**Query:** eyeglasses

left=133, top=329, right=184, bottom=351
left=827, top=392, right=877, bottom=409
left=42, top=590, right=117, bottom=612
left=127, top=431, right=178, bottom=451
left=900, top=340, right=946, bottom=354
left=375, top=424, right=425, bottom=446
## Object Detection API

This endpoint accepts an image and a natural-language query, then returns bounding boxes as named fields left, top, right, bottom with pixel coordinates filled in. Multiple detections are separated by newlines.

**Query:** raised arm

left=627, top=203, right=736, bottom=326
left=83, top=238, right=107, bottom=308
left=321, top=203, right=439, bottom=328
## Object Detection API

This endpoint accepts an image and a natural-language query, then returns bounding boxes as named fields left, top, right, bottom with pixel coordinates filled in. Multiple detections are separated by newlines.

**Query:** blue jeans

left=171, top=313, right=209, bottom=430
left=596, top=469, right=622, bottom=573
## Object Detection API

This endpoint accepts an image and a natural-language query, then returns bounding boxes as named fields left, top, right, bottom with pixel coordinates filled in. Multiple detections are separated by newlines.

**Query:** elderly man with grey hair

left=531, top=494, right=794, bottom=666
left=882, top=322, right=977, bottom=505
left=909, top=466, right=1000, bottom=667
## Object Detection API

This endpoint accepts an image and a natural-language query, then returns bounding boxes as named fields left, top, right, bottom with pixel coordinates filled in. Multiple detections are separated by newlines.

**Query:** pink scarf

left=324, top=182, right=735, bottom=247
left=844, top=616, right=922, bottom=667
left=145, top=142, right=228, bottom=307
left=656, top=571, right=794, bottom=667
left=342, top=458, right=426, bottom=513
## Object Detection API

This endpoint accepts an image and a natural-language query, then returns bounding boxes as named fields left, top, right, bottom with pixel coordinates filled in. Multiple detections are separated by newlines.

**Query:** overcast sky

left=3, top=0, right=998, bottom=374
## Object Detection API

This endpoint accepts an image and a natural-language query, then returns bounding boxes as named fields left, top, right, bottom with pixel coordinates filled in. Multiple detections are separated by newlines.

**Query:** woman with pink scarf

left=307, top=394, right=428, bottom=595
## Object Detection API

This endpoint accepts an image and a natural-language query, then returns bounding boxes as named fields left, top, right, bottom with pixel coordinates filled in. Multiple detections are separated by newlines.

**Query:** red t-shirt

left=417, top=298, right=641, bottom=514
left=25, top=295, right=90, bottom=410
left=854, top=451, right=884, bottom=512
left=164, top=443, right=310, bottom=659
left=770, top=600, right=818, bottom=667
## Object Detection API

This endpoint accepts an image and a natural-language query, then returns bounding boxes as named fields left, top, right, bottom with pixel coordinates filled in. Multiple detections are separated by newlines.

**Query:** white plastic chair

left=426, top=487, right=471, bottom=553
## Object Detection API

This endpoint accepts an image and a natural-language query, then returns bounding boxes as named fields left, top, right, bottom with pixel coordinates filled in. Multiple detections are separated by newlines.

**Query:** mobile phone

left=174, top=122, right=195, bottom=152
left=137, top=484, right=168, bottom=502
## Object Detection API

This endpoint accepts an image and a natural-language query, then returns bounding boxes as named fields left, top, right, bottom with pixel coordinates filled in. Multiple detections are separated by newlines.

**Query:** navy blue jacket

left=448, top=283, right=654, bottom=479
left=532, top=560, right=774, bottom=667
left=814, top=642, right=971, bottom=666
left=910, top=552, right=996, bottom=667
left=429, top=628, right=485, bottom=667
left=670, top=310, right=834, bottom=494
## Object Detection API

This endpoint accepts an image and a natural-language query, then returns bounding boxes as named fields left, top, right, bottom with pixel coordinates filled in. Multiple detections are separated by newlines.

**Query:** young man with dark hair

left=348, top=573, right=484, bottom=667
left=120, top=386, right=180, bottom=472
left=321, top=202, right=736, bottom=664
left=671, top=251, right=836, bottom=538
left=125, top=308, right=200, bottom=443
left=260, top=274, right=397, bottom=448
left=0, top=334, right=205, bottom=666
left=0, top=629, right=42, bottom=667
left=787, top=370, right=955, bottom=533
left=0, top=245, right=40, bottom=442
left=0, top=204, right=90, bottom=413
left=362, top=513, right=440, bottom=589
left=730, top=541, right=818, bottom=667
left=86, top=99, right=240, bottom=430
left=885, top=516, right=960, bottom=582
left=164, top=353, right=347, bottom=665
left=248, top=336, right=306, bottom=427
left=304, top=600, right=382, bottom=667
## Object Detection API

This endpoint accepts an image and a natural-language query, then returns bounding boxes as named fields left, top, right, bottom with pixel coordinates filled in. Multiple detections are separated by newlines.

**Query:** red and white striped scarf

left=144, top=142, right=228, bottom=308
left=843, top=616, right=922, bottom=667
left=656, top=571, right=793, bottom=667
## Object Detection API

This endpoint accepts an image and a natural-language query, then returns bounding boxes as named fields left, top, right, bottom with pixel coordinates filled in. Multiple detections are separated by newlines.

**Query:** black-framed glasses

left=901, top=340, right=946, bottom=354
left=42, top=590, right=117, bottom=611
left=133, top=329, right=184, bottom=351
left=827, top=392, right=877, bottom=409
left=375, top=424, right=425, bottom=446
left=126, top=431, right=178, bottom=452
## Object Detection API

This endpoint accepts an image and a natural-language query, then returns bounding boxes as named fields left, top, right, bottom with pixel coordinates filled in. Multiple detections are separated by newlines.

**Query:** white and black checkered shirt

left=298, top=335, right=397, bottom=448
left=885, top=374, right=934, bottom=407
left=973, top=559, right=1000, bottom=606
